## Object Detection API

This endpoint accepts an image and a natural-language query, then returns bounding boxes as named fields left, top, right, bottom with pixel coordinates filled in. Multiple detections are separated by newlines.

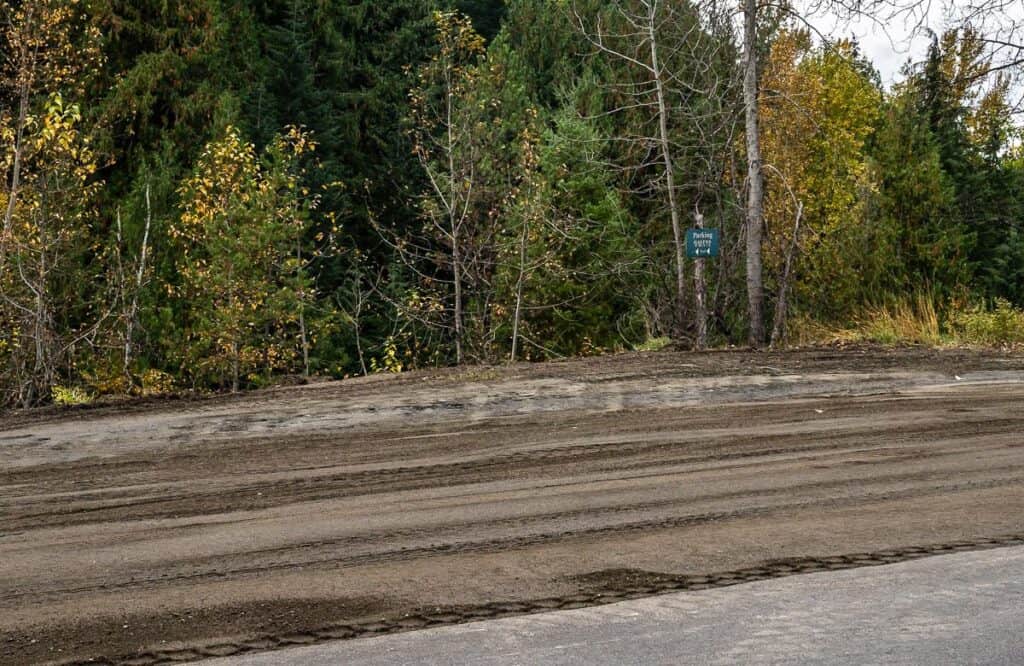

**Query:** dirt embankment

left=2, top=346, right=1023, bottom=665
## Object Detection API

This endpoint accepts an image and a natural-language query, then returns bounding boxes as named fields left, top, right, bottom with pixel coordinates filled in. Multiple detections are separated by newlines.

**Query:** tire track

left=55, top=533, right=1024, bottom=666
left=6, top=474, right=1021, bottom=605
left=4, top=409, right=1020, bottom=531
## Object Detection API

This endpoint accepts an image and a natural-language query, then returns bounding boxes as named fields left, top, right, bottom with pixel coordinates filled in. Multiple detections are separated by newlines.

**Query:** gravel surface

left=2, top=346, right=1023, bottom=665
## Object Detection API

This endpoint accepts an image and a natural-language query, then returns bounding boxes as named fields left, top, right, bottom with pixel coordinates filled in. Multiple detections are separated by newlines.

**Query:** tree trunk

left=298, top=308, right=309, bottom=377
left=124, top=185, right=151, bottom=390
left=447, top=80, right=465, bottom=366
left=693, top=209, right=708, bottom=350
left=351, top=272, right=368, bottom=376
left=296, top=241, right=309, bottom=378
left=1, top=78, right=31, bottom=274
left=228, top=263, right=240, bottom=392
left=115, top=209, right=129, bottom=386
left=231, top=341, right=240, bottom=394
left=452, top=233, right=464, bottom=365
left=1, top=2, right=40, bottom=273
left=771, top=201, right=803, bottom=349
left=32, top=213, right=53, bottom=407
left=32, top=285, right=47, bottom=407
left=354, top=322, right=367, bottom=377
left=647, top=3, right=687, bottom=339
left=510, top=214, right=529, bottom=363
left=743, top=0, right=766, bottom=348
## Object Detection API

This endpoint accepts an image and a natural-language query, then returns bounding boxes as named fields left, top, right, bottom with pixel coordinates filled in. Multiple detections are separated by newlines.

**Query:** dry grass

left=790, top=293, right=943, bottom=347
left=855, top=295, right=943, bottom=346
left=789, top=293, right=1024, bottom=349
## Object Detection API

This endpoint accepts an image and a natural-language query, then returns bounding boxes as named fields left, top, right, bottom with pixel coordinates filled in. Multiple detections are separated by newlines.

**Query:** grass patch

left=634, top=336, right=672, bottom=352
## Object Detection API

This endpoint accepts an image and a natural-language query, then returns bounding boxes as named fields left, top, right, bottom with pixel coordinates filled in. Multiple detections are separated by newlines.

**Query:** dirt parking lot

left=2, top=346, right=1024, bottom=665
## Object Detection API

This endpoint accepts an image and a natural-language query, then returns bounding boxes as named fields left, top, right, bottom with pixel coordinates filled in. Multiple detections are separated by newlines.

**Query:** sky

left=803, top=1, right=949, bottom=86
left=801, top=0, right=1022, bottom=89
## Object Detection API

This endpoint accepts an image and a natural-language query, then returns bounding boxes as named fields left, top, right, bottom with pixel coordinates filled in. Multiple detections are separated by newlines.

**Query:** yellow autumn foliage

left=761, top=29, right=882, bottom=319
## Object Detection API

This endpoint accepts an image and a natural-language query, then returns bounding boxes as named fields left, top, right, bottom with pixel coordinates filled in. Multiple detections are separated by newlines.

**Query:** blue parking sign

left=686, top=228, right=719, bottom=258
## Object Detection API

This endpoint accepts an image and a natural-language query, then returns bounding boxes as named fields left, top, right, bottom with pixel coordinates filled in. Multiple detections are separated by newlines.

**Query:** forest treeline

left=1, top=0, right=1022, bottom=407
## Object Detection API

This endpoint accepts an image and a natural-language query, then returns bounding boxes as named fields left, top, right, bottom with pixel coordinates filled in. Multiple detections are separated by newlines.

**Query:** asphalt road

left=2, top=347, right=1023, bottom=664
left=202, top=545, right=1024, bottom=666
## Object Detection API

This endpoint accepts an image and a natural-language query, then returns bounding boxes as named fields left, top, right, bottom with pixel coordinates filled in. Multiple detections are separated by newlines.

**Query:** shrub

left=950, top=299, right=1024, bottom=345
left=51, top=386, right=93, bottom=406
left=141, top=369, right=176, bottom=396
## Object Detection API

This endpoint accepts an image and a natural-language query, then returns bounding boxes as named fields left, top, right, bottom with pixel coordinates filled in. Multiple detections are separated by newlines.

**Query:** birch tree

left=0, top=95, right=102, bottom=406
left=573, top=0, right=740, bottom=345
left=408, top=11, right=488, bottom=365
left=741, top=0, right=768, bottom=346
left=109, top=186, right=152, bottom=390
left=760, top=29, right=881, bottom=336
left=1, top=0, right=100, bottom=274
left=173, top=126, right=321, bottom=392
left=0, top=1, right=102, bottom=406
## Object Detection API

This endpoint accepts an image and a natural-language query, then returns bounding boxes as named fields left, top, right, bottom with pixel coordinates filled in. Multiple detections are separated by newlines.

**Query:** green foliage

left=0, top=0, right=104, bottom=406
left=761, top=31, right=883, bottom=320
left=245, top=0, right=437, bottom=242
left=950, top=299, right=1024, bottom=345
left=89, top=0, right=257, bottom=221
left=868, top=90, right=971, bottom=300
left=455, top=0, right=507, bottom=41
left=171, top=125, right=324, bottom=391
left=3, top=0, right=1024, bottom=404
left=503, top=107, right=646, bottom=356
left=139, top=368, right=176, bottom=395
left=369, top=336, right=405, bottom=374
left=488, top=0, right=583, bottom=108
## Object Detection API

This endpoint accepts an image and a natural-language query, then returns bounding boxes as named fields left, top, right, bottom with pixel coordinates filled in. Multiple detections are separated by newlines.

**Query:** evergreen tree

left=456, top=0, right=507, bottom=41
left=869, top=89, right=972, bottom=300
left=911, top=30, right=1023, bottom=305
